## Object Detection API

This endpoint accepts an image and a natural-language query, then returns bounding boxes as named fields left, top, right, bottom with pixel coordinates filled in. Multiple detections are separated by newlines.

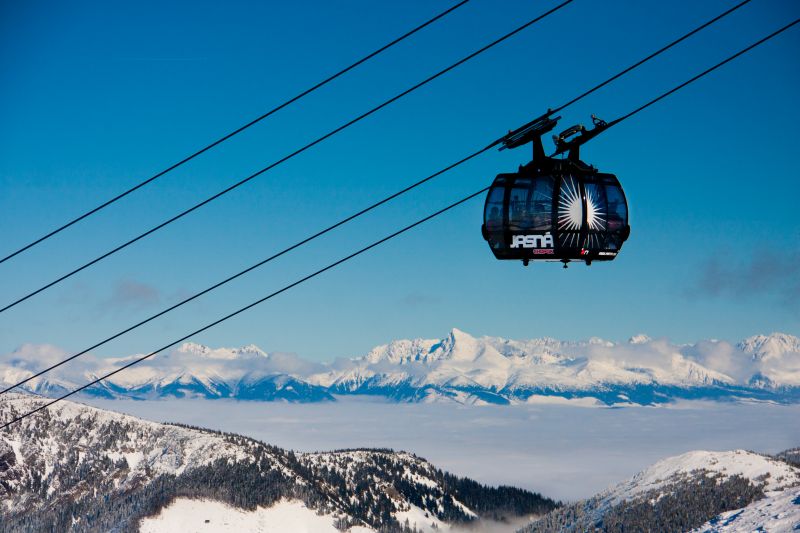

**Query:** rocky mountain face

left=0, top=393, right=556, bottom=532
left=2, top=330, right=799, bottom=406
left=518, top=449, right=800, bottom=533
left=737, top=333, right=800, bottom=361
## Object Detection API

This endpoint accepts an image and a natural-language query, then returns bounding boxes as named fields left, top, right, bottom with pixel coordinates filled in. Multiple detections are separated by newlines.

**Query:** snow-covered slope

left=690, top=484, right=800, bottom=532
left=607, top=449, right=799, bottom=502
left=139, top=498, right=373, bottom=533
left=521, top=449, right=800, bottom=533
left=2, top=330, right=799, bottom=406
left=0, top=393, right=555, bottom=532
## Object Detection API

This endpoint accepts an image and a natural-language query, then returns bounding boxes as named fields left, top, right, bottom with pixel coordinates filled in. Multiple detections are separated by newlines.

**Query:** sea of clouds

left=83, top=396, right=800, bottom=501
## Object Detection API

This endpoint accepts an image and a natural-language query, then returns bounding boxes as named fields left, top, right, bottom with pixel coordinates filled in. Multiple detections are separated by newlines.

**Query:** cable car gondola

left=482, top=113, right=630, bottom=267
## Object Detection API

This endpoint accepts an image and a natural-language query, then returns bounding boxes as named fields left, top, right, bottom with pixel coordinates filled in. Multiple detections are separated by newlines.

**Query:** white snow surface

left=394, top=502, right=450, bottom=532
left=691, top=485, right=800, bottom=532
left=139, top=498, right=373, bottom=533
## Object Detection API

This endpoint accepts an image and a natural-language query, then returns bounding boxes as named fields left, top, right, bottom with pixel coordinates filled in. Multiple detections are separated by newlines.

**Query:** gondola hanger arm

left=486, top=109, right=559, bottom=151
left=551, top=114, right=614, bottom=160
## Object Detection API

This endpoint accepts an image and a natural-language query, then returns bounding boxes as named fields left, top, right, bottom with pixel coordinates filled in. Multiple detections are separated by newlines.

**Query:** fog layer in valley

left=84, top=397, right=800, bottom=501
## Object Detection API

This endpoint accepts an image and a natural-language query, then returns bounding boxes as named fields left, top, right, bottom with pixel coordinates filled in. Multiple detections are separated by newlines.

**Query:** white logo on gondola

left=510, top=232, right=553, bottom=249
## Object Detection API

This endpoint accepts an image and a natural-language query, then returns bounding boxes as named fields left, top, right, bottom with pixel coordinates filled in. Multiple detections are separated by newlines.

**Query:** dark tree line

left=600, top=474, right=763, bottom=533
left=522, top=473, right=765, bottom=533
left=775, top=447, right=800, bottom=467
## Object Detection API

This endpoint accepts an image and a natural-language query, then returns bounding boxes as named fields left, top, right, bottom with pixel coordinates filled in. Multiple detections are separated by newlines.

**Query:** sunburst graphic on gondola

left=585, top=184, right=607, bottom=248
left=558, top=178, right=607, bottom=248
left=558, top=176, right=582, bottom=247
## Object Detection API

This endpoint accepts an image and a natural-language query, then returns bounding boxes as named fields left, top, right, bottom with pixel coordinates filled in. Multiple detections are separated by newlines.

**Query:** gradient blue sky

left=1, top=0, right=798, bottom=361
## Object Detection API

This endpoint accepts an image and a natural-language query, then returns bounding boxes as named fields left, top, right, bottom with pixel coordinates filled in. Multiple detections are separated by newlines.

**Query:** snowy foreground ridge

left=3, top=329, right=800, bottom=405
left=136, top=450, right=800, bottom=533
left=1, top=393, right=798, bottom=532
left=0, top=393, right=555, bottom=532
left=520, top=449, right=800, bottom=533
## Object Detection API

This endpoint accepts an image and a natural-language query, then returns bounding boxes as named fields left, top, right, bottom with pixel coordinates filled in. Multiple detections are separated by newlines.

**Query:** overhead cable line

left=491, top=0, right=755, bottom=148
left=550, top=0, right=754, bottom=115
left=608, top=18, right=800, bottom=126
left=0, top=152, right=487, bottom=396
left=0, top=0, right=758, bottom=395
left=0, top=0, right=574, bottom=315
left=0, top=187, right=490, bottom=430
left=0, top=0, right=472, bottom=267
left=548, top=16, right=800, bottom=155
left=2, top=16, right=798, bottom=429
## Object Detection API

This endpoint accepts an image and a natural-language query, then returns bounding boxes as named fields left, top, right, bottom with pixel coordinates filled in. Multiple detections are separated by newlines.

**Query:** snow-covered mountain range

left=520, top=448, right=800, bottom=532
left=2, top=329, right=799, bottom=406
left=0, top=393, right=555, bottom=532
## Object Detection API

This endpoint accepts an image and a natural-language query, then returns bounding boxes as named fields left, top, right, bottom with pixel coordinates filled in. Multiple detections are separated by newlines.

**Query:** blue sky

left=1, top=0, right=798, bottom=362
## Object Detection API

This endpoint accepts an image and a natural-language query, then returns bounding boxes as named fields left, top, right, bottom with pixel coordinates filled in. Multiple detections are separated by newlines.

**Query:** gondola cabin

left=481, top=114, right=630, bottom=267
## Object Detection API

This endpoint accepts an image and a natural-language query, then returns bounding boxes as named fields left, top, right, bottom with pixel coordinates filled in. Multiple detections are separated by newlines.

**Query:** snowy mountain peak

left=440, top=327, right=484, bottom=361
left=448, top=327, right=472, bottom=340
left=628, top=334, right=652, bottom=344
left=363, top=337, right=438, bottom=365
left=618, top=449, right=800, bottom=500
left=238, top=344, right=268, bottom=357
left=361, top=328, right=485, bottom=365
left=177, top=342, right=211, bottom=355
left=738, top=333, right=800, bottom=361
left=175, top=342, right=267, bottom=360
left=588, top=336, right=615, bottom=347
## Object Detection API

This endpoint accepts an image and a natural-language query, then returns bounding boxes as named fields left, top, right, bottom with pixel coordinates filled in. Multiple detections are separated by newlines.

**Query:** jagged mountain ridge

left=737, top=333, right=800, bottom=361
left=2, top=329, right=799, bottom=405
left=0, top=393, right=556, bottom=532
left=519, top=449, right=800, bottom=532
